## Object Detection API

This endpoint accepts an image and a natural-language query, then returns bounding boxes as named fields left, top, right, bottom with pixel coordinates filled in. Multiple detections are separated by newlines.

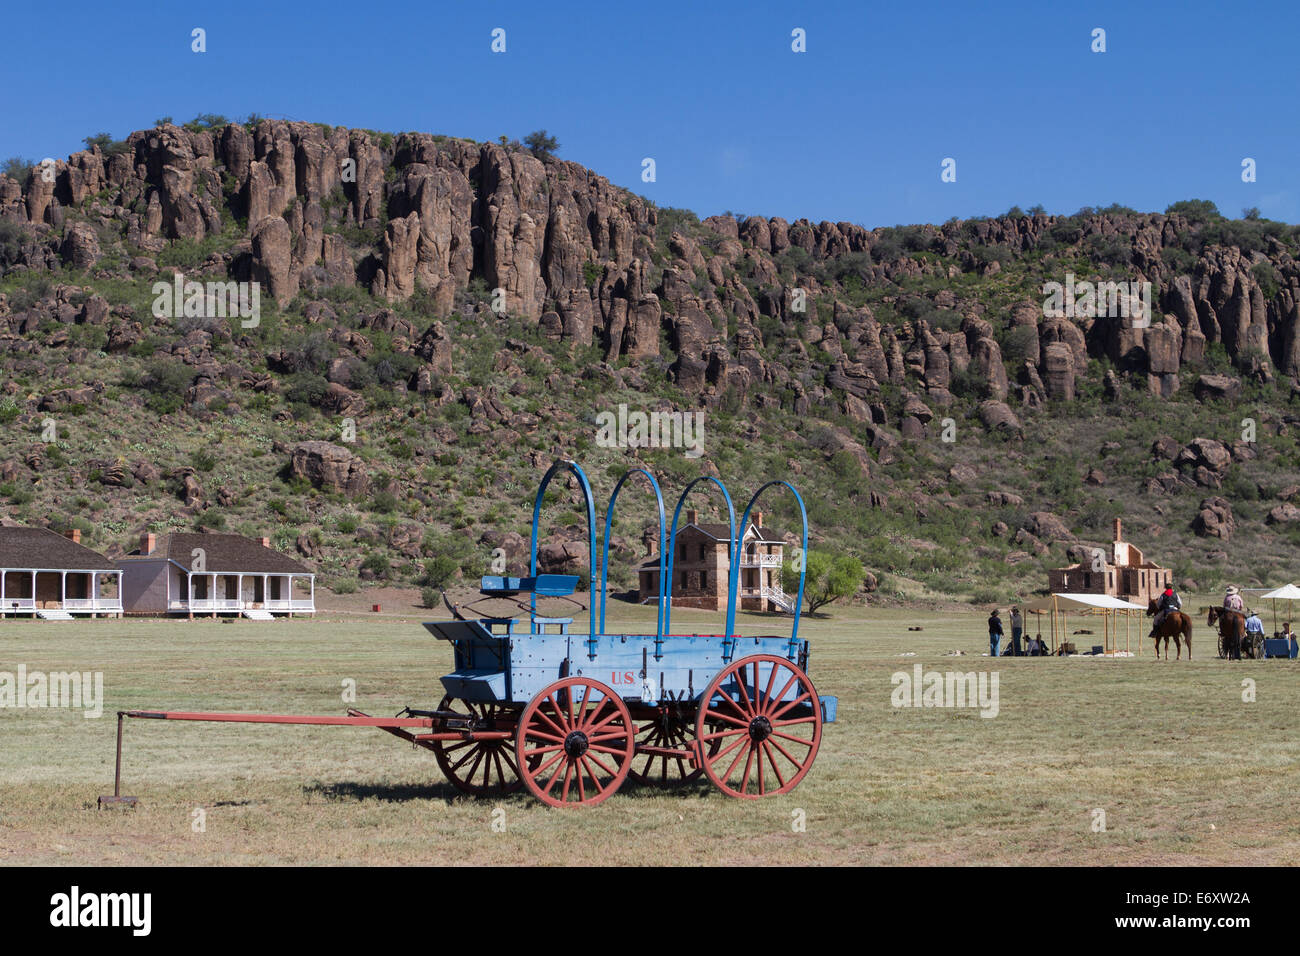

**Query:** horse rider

left=1224, top=585, right=1245, bottom=614
left=1150, top=583, right=1182, bottom=637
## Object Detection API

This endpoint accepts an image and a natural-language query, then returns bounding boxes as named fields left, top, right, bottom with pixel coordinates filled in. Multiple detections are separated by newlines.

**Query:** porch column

left=263, top=574, right=269, bottom=608
left=309, top=576, right=314, bottom=613
left=237, top=574, right=243, bottom=610
left=1, top=570, right=5, bottom=613
left=91, top=572, right=98, bottom=617
left=187, top=572, right=194, bottom=620
left=60, top=571, right=66, bottom=609
left=211, top=573, right=217, bottom=618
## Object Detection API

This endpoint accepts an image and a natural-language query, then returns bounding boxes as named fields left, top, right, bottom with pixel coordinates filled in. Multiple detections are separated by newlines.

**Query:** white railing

left=170, top=599, right=314, bottom=612
left=1, top=598, right=37, bottom=611
left=61, top=598, right=124, bottom=611
left=739, top=554, right=783, bottom=568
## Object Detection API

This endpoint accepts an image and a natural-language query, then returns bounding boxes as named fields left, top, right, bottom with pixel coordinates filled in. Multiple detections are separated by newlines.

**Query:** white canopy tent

left=1021, top=593, right=1147, bottom=655
left=1259, top=584, right=1300, bottom=637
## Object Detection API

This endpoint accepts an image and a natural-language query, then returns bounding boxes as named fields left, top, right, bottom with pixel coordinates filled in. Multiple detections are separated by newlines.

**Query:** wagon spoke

left=738, top=744, right=756, bottom=794
left=699, top=725, right=748, bottom=742
left=500, top=748, right=519, bottom=777
left=762, top=673, right=799, bottom=716
left=717, top=733, right=759, bottom=780
left=771, top=715, right=818, bottom=727
left=735, top=664, right=756, bottom=715
left=770, top=730, right=816, bottom=748
left=532, top=708, right=569, bottom=739
left=766, top=736, right=804, bottom=770
left=769, top=691, right=812, bottom=722
left=525, top=728, right=567, bottom=745
left=585, top=703, right=623, bottom=735
left=463, top=746, right=487, bottom=783
left=702, top=710, right=750, bottom=730
left=523, top=743, right=564, bottom=757
left=713, top=692, right=750, bottom=722
left=760, top=663, right=781, bottom=712
left=586, top=751, right=618, bottom=778
left=587, top=730, right=631, bottom=745
left=762, top=741, right=787, bottom=788
left=587, top=743, right=631, bottom=757
left=533, top=749, right=568, bottom=779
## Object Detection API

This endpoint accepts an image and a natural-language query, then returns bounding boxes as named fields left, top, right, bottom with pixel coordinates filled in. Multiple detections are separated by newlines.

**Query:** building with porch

left=117, top=532, right=315, bottom=619
left=637, top=510, right=792, bottom=613
left=0, top=527, right=123, bottom=618
left=1047, top=518, right=1172, bottom=607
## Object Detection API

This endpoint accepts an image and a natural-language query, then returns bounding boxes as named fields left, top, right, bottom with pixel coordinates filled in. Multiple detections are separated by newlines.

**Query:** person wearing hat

left=1009, top=606, right=1023, bottom=657
left=1224, top=585, right=1245, bottom=614
left=1150, top=582, right=1182, bottom=637
left=988, top=608, right=1004, bottom=657
left=1245, top=608, right=1265, bottom=656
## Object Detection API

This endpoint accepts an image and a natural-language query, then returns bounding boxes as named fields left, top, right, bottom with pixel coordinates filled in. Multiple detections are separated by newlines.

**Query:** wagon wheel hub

left=748, top=714, right=772, bottom=742
left=564, top=730, right=590, bottom=758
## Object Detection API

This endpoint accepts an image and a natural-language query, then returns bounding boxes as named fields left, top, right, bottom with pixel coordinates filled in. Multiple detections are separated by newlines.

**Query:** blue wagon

left=402, top=458, right=837, bottom=806
left=104, top=459, right=837, bottom=810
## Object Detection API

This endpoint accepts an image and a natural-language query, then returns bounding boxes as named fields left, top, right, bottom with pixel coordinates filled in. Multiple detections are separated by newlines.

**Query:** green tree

left=524, top=130, right=559, bottom=160
left=1165, top=199, right=1220, bottom=222
left=782, top=550, right=864, bottom=614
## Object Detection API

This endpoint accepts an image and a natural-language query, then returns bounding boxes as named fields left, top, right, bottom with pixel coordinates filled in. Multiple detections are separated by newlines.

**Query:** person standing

left=988, top=608, right=1003, bottom=657
left=1009, top=606, right=1023, bottom=657
left=1245, top=609, right=1265, bottom=658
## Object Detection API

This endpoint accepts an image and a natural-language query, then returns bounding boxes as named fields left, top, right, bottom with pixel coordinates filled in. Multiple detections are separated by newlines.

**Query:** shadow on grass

left=303, top=780, right=464, bottom=805
left=303, top=775, right=720, bottom=805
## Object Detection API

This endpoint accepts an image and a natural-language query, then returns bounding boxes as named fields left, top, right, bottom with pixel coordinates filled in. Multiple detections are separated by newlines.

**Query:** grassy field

left=2, top=597, right=1299, bottom=866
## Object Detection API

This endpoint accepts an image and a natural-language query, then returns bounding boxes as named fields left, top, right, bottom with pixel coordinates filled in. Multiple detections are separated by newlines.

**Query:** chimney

left=140, top=532, right=156, bottom=556
left=259, top=536, right=271, bottom=548
left=686, top=509, right=698, bottom=525
left=1113, top=518, right=1122, bottom=542
left=64, top=528, right=81, bottom=544
left=754, top=511, right=763, bottom=528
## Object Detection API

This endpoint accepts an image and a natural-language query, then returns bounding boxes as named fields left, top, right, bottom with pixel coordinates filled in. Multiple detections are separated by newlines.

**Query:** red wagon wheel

left=515, top=677, right=634, bottom=807
left=432, top=696, right=522, bottom=796
left=628, top=709, right=717, bottom=786
left=695, top=654, right=823, bottom=799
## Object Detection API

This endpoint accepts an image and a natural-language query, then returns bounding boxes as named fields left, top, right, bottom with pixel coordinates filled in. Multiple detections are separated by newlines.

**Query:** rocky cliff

left=2, top=121, right=1299, bottom=601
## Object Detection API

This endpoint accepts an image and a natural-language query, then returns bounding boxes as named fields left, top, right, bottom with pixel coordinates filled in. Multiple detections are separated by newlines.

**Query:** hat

left=1226, top=585, right=1239, bottom=595
left=991, top=608, right=1000, bottom=615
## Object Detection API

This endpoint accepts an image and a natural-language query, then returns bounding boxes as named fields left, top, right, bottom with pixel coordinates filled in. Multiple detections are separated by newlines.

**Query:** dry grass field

left=2, top=595, right=1299, bottom=866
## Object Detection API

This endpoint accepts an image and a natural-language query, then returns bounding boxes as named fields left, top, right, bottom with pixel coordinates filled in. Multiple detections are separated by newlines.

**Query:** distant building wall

left=119, top=559, right=169, bottom=614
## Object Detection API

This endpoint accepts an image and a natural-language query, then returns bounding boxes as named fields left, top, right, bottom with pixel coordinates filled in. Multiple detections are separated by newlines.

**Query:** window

left=699, top=544, right=706, bottom=561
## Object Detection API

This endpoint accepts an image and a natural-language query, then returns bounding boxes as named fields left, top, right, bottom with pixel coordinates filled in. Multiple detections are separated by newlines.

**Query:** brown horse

left=1146, top=599, right=1193, bottom=659
left=1207, top=606, right=1245, bottom=660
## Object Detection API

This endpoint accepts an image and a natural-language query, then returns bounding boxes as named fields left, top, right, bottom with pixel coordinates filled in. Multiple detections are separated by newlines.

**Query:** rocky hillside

left=1, top=118, right=1299, bottom=604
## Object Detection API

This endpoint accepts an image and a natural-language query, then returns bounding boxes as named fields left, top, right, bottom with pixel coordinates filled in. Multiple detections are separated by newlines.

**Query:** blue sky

left=3, top=0, right=1297, bottom=227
